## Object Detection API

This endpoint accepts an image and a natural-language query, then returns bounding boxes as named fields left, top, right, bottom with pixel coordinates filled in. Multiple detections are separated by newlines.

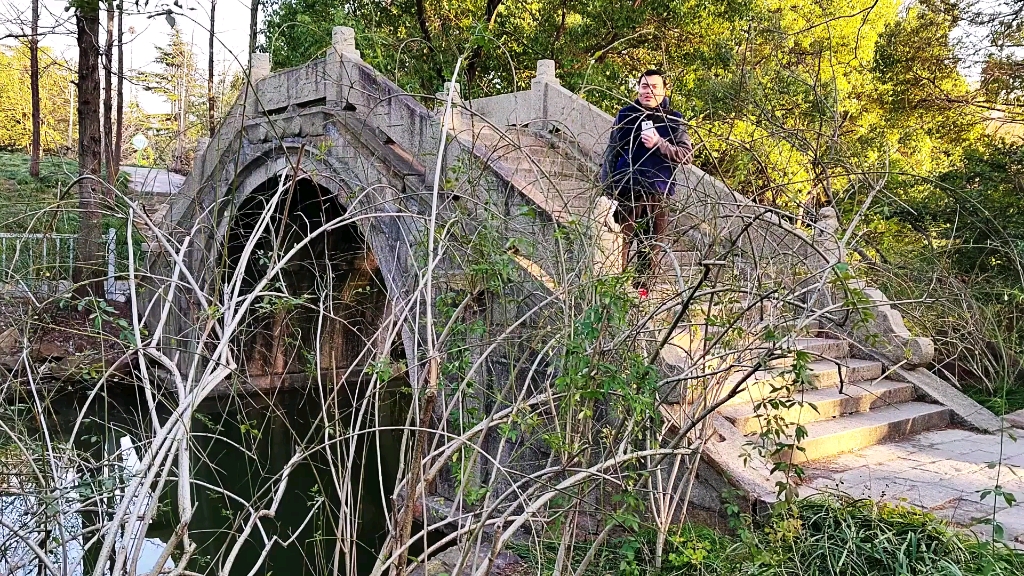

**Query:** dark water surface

left=36, top=383, right=406, bottom=576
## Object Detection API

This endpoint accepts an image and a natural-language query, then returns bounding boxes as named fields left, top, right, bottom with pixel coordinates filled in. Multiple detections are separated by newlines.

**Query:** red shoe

left=637, top=287, right=649, bottom=299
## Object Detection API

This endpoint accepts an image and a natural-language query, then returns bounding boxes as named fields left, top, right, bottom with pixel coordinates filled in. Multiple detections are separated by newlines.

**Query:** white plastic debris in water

left=0, top=436, right=176, bottom=576
left=117, top=435, right=175, bottom=575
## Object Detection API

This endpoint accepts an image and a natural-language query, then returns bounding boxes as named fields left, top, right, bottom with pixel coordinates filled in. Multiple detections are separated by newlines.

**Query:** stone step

left=684, top=318, right=823, bottom=343
left=659, top=250, right=702, bottom=269
left=720, top=379, right=916, bottom=434
left=505, top=151, right=577, bottom=168
left=802, top=358, right=883, bottom=389
left=774, top=402, right=951, bottom=463
left=715, top=358, right=884, bottom=407
left=748, top=337, right=851, bottom=370
left=792, top=337, right=850, bottom=359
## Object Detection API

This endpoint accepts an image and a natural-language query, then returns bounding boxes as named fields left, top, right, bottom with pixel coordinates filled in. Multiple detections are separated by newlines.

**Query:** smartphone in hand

left=641, top=120, right=656, bottom=139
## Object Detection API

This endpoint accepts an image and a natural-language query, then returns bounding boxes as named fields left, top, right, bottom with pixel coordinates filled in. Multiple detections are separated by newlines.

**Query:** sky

left=1, top=0, right=255, bottom=114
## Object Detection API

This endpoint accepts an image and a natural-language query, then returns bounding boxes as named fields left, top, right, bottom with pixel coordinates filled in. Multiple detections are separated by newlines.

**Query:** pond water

left=29, top=382, right=407, bottom=576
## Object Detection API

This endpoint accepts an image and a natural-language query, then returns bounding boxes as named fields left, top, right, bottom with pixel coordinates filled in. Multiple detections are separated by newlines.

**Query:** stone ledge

left=893, top=367, right=1002, bottom=433
left=1005, top=409, right=1024, bottom=429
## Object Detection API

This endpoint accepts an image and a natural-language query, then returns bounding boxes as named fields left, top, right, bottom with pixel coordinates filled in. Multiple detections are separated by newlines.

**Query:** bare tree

left=28, top=0, right=40, bottom=177
left=208, top=0, right=216, bottom=136
left=102, top=0, right=115, bottom=188
left=114, top=1, right=123, bottom=173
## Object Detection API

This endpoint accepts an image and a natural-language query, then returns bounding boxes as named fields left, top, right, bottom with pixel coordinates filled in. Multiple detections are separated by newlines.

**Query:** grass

left=0, top=150, right=80, bottom=188
left=510, top=495, right=1024, bottom=576
left=964, top=380, right=1024, bottom=416
left=0, top=151, right=142, bottom=275
left=0, top=150, right=81, bottom=234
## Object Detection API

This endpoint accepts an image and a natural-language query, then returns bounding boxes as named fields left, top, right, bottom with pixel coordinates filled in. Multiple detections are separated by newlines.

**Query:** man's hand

left=641, top=129, right=662, bottom=149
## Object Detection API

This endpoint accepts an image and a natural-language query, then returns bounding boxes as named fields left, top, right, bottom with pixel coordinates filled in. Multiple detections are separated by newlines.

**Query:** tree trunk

left=29, top=0, right=41, bottom=178
left=114, top=4, right=123, bottom=184
left=75, top=4, right=106, bottom=298
left=249, top=0, right=258, bottom=57
left=67, top=82, right=74, bottom=150
left=208, top=0, right=217, bottom=137
left=103, top=0, right=115, bottom=189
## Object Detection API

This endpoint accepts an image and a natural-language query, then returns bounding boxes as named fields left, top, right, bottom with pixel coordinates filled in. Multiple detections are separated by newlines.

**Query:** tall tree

left=139, top=28, right=204, bottom=170
left=114, top=2, right=123, bottom=176
left=103, top=0, right=115, bottom=187
left=249, top=0, right=258, bottom=57
left=28, top=0, right=40, bottom=177
left=0, top=47, right=76, bottom=149
left=208, top=0, right=216, bottom=137
left=75, top=1, right=106, bottom=297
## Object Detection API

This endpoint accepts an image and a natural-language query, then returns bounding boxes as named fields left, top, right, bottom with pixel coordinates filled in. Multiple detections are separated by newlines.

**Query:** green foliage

left=0, top=45, right=75, bottom=153
left=743, top=495, right=1024, bottom=576
left=136, top=27, right=241, bottom=170
left=263, top=0, right=985, bottom=220
left=263, top=0, right=754, bottom=103
left=930, top=142, right=1024, bottom=284
left=512, top=496, right=1024, bottom=576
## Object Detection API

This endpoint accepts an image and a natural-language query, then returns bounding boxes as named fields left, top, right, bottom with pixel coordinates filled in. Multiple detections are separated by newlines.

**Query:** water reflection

left=34, top=381, right=406, bottom=576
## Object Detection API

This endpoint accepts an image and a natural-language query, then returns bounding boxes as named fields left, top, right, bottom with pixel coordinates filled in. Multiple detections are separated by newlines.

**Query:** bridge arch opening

left=224, top=173, right=388, bottom=390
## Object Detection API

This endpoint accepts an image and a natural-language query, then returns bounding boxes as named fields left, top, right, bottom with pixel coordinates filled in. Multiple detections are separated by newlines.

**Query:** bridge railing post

left=327, top=26, right=361, bottom=108
left=246, top=53, right=271, bottom=114
left=435, top=81, right=466, bottom=134
left=531, top=59, right=560, bottom=131
left=250, top=53, right=271, bottom=83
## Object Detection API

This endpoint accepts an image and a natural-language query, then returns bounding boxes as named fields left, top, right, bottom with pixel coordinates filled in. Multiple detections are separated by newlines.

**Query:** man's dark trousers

left=614, top=186, right=667, bottom=284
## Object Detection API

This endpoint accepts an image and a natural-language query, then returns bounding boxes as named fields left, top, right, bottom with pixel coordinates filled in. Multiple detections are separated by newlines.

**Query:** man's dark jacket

left=600, top=97, right=693, bottom=197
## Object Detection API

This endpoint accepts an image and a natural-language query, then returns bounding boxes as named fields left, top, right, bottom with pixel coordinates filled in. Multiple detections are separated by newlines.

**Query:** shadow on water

left=36, top=380, right=407, bottom=576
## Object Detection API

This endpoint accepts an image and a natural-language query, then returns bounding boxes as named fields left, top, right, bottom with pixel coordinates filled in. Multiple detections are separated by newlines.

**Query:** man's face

left=638, top=74, right=666, bottom=108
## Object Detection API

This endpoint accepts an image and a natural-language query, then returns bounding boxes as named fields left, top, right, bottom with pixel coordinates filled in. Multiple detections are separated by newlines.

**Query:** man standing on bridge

left=600, top=69, right=693, bottom=292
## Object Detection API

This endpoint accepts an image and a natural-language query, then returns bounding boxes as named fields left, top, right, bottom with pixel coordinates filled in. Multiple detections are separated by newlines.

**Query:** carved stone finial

left=333, top=26, right=360, bottom=59
left=534, top=60, right=560, bottom=87
left=818, top=207, right=839, bottom=235
left=812, top=206, right=843, bottom=265
left=442, top=81, right=462, bottom=103
left=536, top=59, right=556, bottom=79
left=250, top=53, right=271, bottom=82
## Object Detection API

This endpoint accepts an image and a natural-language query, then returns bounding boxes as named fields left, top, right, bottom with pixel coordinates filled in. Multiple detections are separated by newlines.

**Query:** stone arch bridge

left=149, top=27, right=1011, bottom=533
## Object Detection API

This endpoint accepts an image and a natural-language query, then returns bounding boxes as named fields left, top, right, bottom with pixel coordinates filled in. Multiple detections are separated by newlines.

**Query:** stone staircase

left=469, top=124, right=597, bottom=224
left=711, top=335, right=951, bottom=463
left=453, top=98, right=1023, bottom=538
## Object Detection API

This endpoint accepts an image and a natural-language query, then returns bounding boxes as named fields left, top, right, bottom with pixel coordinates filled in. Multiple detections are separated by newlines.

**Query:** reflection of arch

left=215, top=150, right=413, bottom=389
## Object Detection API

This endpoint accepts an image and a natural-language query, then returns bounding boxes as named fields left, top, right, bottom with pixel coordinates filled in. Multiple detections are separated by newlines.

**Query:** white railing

left=0, top=229, right=134, bottom=301
left=105, top=228, right=131, bottom=302
left=0, top=232, right=77, bottom=296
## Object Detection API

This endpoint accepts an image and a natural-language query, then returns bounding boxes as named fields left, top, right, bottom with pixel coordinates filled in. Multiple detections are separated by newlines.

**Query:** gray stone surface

left=1005, top=409, right=1024, bottom=429
left=121, top=166, right=185, bottom=196
left=894, top=367, right=1002, bottom=433
left=803, top=428, right=1024, bottom=543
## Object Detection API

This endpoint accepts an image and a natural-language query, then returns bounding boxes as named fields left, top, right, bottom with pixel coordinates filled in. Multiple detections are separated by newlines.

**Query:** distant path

left=121, top=166, right=185, bottom=196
